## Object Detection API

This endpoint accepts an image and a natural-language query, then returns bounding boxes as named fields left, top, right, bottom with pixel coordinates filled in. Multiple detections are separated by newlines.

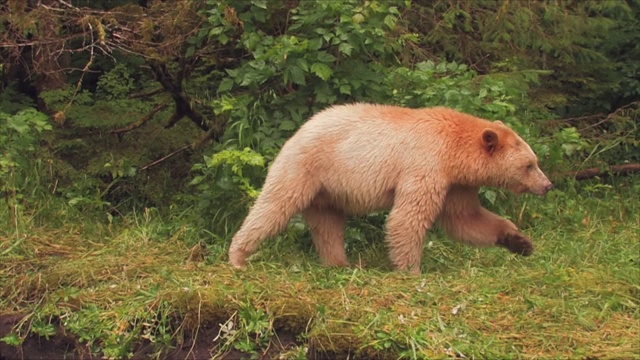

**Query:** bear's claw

left=497, top=233, right=534, bottom=256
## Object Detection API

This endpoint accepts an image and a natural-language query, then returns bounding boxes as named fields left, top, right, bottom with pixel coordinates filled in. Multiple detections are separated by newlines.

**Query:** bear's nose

left=545, top=182, right=553, bottom=192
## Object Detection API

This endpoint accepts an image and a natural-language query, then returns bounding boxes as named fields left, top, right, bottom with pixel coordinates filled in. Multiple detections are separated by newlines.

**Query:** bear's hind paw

left=496, top=233, right=534, bottom=256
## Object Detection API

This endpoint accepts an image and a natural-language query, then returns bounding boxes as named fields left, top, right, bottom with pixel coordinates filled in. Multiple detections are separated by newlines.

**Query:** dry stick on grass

left=140, top=145, right=191, bottom=171
left=111, top=102, right=169, bottom=135
left=568, top=163, right=640, bottom=180
left=547, top=100, right=639, bottom=131
left=139, top=127, right=223, bottom=171
left=127, top=88, right=164, bottom=99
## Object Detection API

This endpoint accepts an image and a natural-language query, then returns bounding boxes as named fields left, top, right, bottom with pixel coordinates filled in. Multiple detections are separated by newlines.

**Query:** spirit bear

left=228, top=104, right=553, bottom=273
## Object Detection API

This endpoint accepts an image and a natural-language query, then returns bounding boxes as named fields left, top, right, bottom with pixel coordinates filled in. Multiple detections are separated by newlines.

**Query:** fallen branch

left=111, top=102, right=169, bottom=134
left=139, top=123, right=225, bottom=171
left=140, top=145, right=191, bottom=171
left=128, top=88, right=164, bottom=99
left=547, top=100, right=640, bottom=131
left=192, top=120, right=225, bottom=149
left=569, top=163, right=640, bottom=180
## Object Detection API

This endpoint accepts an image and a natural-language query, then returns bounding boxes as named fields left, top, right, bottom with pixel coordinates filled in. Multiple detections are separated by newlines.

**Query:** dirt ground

left=0, top=314, right=338, bottom=360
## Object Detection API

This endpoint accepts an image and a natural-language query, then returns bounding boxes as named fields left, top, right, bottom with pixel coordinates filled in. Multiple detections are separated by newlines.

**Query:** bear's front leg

left=437, top=185, right=535, bottom=257
left=496, top=232, right=534, bottom=256
left=385, top=182, right=445, bottom=274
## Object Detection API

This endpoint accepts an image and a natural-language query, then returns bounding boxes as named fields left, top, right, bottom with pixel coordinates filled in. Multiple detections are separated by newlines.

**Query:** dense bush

left=0, top=0, right=637, bottom=233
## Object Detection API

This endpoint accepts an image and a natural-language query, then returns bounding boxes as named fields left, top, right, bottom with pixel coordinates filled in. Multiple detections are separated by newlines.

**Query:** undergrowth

left=0, top=178, right=639, bottom=359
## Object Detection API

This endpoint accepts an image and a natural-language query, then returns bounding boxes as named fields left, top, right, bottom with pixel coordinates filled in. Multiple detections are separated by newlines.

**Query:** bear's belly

left=311, top=188, right=395, bottom=215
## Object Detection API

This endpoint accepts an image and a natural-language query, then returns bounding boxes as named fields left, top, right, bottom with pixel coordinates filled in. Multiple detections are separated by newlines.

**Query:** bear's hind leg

left=303, top=206, right=349, bottom=267
left=437, top=185, right=533, bottom=256
left=229, top=180, right=319, bottom=268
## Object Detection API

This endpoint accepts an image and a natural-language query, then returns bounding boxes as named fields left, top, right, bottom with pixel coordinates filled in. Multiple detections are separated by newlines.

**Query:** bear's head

left=481, top=123, right=553, bottom=196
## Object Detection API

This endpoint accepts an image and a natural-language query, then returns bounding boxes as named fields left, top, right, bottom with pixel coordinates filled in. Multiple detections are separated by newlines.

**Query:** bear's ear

left=482, top=129, right=499, bottom=154
left=494, top=120, right=504, bottom=125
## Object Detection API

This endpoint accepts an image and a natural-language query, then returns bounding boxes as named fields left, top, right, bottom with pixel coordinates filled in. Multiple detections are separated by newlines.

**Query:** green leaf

left=314, top=83, right=337, bottom=104
left=286, top=65, right=306, bottom=85
left=316, top=51, right=337, bottom=63
left=7, top=118, right=29, bottom=134
left=352, top=13, right=365, bottom=24
left=483, top=190, right=497, bottom=205
left=311, top=63, right=333, bottom=80
left=209, top=26, right=224, bottom=36
left=383, top=15, right=397, bottom=29
left=251, top=0, right=267, bottom=9
left=218, top=78, right=234, bottom=93
left=278, top=120, right=297, bottom=131
left=338, top=43, right=354, bottom=56
left=124, top=167, right=137, bottom=177
left=308, top=38, right=323, bottom=51
left=295, top=58, right=309, bottom=72
left=1, top=333, right=22, bottom=346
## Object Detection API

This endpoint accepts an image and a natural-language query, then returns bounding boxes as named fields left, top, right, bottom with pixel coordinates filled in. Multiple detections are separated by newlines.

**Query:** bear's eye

left=526, top=163, right=535, bottom=171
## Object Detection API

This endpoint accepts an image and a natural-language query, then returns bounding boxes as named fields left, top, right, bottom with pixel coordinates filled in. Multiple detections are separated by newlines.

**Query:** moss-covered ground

left=1, top=179, right=639, bottom=359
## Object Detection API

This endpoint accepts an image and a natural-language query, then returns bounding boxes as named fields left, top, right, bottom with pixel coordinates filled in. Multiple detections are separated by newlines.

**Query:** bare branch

left=111, top=102, right=170, bottom=135
left=140, top=145, right=191, bottom=171
left=568, top=164, right=640, bottom=180
left=128, top=89, right=164, bottom=99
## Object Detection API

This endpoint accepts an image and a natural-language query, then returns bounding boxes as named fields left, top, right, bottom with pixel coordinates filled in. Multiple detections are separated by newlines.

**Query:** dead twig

left=140, top=145, right=191, bottom=171
left=128, top=88, right=164, bottom=99
left=568, top=163, right=640, bottom=180
left=549, top=101, right=640, bottom=132
left=139, top=120, right=224, bottom=171
left=111, top=102, right=169, bottom=134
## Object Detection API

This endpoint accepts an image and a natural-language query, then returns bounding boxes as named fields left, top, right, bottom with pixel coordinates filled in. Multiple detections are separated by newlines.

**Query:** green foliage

left=97, top=63, right=136, bottom=100
left=215, top=303, right=274, bottom=356
left=206, top=0, right=414, bottom=151
left=0, top=109, right=51, bottom=214
left=2, top=179, right=637, bottom=358
left=408, top=0, right=638, bottom=116
left=39, top=86, right=94, bottom=111
left=554, top=127, right=589, bottom=162
left=183, top=0, right=608, bottom=240
left=1, top=1, right=639, bottom=358
left=190, top=148, right=265, bottom=238
left=0, top=174, right=640, bottom=359
left=0, top=332, right=22, bottom=346
left=4, top=0, right=633, bottom=222
left=33, top=84, right=197, bottom=215
left=0, top=87, right=38, bottom=115
left=29, top=317, right=56, bottom=340
left=205, top=148, right=264, bottom=199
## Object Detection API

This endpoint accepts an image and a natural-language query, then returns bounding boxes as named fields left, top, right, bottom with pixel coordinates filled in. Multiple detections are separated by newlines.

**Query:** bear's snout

left=531, top=179, right=553, bottom=195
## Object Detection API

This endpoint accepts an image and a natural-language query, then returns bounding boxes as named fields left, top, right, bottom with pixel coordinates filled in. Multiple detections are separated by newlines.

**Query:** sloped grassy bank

left=1, top=181, right=639, bottom=359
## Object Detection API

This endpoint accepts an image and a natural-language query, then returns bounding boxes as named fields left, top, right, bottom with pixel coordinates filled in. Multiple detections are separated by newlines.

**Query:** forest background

left=0, top=0, right=639, bottom=359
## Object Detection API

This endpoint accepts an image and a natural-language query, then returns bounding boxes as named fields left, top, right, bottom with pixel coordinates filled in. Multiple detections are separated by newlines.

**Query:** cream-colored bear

left=228, top=104, right=553, bottom=273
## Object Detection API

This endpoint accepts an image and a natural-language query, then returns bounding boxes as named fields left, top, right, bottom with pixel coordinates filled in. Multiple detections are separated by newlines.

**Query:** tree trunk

left=32, top=0, right=68, bottom=113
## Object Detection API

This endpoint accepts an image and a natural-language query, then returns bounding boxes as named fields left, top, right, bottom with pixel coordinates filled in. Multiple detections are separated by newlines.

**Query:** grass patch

left=1, top=180, right=639, bottom=359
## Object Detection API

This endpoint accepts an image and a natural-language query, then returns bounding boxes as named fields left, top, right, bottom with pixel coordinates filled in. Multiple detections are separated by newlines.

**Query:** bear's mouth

left=530, top=187, right=550, bottom=196
left=510, top=185, right=528, bottom=195
left=522, top=185, right=551, bottom=196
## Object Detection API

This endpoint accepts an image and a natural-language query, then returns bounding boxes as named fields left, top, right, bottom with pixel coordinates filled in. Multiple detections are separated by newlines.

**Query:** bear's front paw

left=228, top=248, right=249, bottom=268
left=496, top=233, right=534, bottom=256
